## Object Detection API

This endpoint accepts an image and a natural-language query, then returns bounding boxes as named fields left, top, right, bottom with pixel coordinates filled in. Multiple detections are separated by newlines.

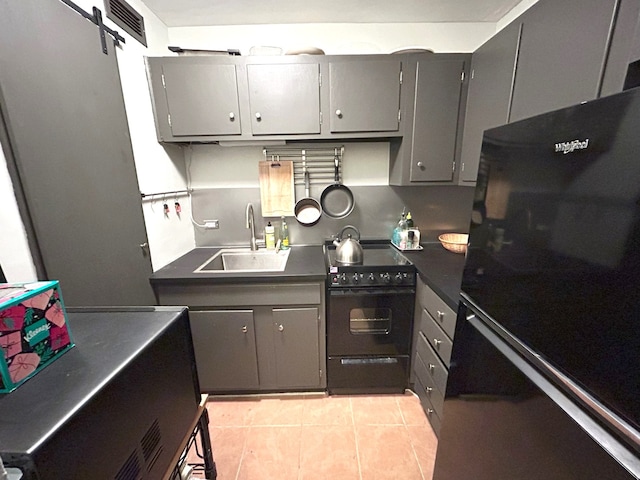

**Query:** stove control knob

left=340, top=273, right=348, bottom=285
left=394, top=273, right=404, bottom=284
left=352, top=274, right=360, bottom=284
left=382, top=273, right=391, bottom=284
left=367, top=273, right=376, bottom=284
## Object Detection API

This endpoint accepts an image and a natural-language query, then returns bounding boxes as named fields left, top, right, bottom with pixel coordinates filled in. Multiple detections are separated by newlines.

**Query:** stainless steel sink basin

left=194, top=248, right=290, bottom=273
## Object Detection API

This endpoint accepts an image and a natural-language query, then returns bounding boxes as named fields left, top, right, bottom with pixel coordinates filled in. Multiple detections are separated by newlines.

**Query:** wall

left=168, top=22, right=497, bottom=55
left=186, top=142, right=475, bottom=247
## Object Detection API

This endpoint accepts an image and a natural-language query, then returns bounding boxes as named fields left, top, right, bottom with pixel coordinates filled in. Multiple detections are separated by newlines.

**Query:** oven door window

left=350, top=308, right=392, bottom=334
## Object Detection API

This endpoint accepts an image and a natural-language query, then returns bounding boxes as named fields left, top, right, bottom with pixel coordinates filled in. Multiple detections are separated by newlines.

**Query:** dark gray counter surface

left=399, top=242, right=466, bottom=310
left=150, top=243, right=465, bottom=309
left=150, top=245, right=327, bottom=285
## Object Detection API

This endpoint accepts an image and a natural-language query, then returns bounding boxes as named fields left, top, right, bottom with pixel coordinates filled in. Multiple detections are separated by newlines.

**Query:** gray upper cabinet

left=458, top=0, right=640, bottom=185
left=388, top=53, right=469, bottom=185
left=409, top=57, right=467, bottom=182
left=329, top=59, right=402, bottom=133
left=459, top=22, right=521, bottom=184
left=247, top=63, right=321, bottom=135
left=508, top=0, right=620, bottom=123
left=162, top=62, right=242, bottom=136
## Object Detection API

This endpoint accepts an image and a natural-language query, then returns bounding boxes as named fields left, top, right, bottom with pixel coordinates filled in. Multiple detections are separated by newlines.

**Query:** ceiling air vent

left=104, top=0, right=147, bottom=47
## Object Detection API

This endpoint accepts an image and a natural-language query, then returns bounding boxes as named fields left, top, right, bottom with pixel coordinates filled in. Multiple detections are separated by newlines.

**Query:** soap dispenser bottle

left=280, top=216, right=290, bottom=249
left=265, top=222, right=276, bottom=250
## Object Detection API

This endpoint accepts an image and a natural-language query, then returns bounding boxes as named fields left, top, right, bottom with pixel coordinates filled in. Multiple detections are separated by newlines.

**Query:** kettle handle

left=337, top=225, right=360, bottom=241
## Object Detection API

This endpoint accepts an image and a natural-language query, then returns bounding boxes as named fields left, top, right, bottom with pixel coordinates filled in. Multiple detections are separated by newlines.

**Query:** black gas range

left=324, top=241, right=416, bottom=394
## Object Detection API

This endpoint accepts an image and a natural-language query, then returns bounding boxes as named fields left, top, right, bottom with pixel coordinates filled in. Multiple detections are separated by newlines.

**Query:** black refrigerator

left=433, top=87, right=640, bottom=479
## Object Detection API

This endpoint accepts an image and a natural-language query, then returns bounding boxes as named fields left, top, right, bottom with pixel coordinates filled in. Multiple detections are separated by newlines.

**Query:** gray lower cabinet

left=410, top=277, right=457, bottom=436
left=189, top=309, right=259, bottom=390
left=156, top=281, right=325, bottom=393
left=246, top=63, right=321, bottom=135
left=328, top=59, right=402, bottom=133
left=459, top=0, right=640, bottom=185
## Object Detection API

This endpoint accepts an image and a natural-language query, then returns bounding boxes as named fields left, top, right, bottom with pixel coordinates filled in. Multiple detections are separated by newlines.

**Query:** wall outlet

left=204, top=220, right=219, bottom=229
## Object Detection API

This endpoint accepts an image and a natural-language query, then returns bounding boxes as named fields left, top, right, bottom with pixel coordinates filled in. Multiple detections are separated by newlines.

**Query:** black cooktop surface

left=326, top=243, right=413, bottom=270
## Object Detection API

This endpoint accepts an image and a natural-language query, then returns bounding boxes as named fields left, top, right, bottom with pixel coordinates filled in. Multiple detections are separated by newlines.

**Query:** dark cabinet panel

left=272, top=307, right=321, bottom=388
left=459, top=22, right=521, bottom=184
left=509, top=0, right=618, bottom=122
left=189, top=310, right=259, bottom=391
left=329, top=59, right=401, bottom=133
left=162, top=63, right=242, bottom=136
left=247, top=63, right=320, bottom=135
left=410, top=57, right=466, bottom=182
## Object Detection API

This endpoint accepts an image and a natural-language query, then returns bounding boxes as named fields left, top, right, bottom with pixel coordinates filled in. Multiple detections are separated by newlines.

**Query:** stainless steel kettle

left=333, top=225, right=364, bottom=265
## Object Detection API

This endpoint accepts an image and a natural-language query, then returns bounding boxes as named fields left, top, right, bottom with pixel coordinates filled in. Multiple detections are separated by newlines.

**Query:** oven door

left=327, top=287, right=415, bottom=356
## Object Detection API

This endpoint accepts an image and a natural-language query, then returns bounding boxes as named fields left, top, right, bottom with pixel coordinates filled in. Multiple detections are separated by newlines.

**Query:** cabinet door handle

left=437, top=310, right=445, bottom=321
left=433, top=338, right=442, bottom=348
left=241, top=325, right=248, bottom=333
left=426, top=386, right=433, bottom=395
left=416, top=161, right=424, bottom=168
left=427, top=408, right=434, bottom=416
left=255, top=112, right=262, bottom=121
left=278, top=324, right=284, bottom=332
left=428, top=363, right=435, bottom=373
left=229, top=112, right=235, bottom=120
left=335, top=109, right=343, bottom=118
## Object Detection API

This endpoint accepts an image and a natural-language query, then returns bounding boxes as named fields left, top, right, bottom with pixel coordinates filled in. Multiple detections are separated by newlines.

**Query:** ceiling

left=140, top=0, right=525, bottom=28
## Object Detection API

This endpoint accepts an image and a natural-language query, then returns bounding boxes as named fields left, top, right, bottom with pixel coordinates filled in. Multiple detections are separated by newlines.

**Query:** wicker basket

left=438, top=233, right=468, bottom=254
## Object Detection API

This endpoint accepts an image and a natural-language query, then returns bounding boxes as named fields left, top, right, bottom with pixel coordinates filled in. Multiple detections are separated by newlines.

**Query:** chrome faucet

left=245, top=203, right=258, bottom=250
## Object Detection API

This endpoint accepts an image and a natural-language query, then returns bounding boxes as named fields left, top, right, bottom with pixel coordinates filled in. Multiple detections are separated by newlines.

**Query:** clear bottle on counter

left=280, top=216, right=290, bottom=249
left=265, top=222, right=276, bottom=250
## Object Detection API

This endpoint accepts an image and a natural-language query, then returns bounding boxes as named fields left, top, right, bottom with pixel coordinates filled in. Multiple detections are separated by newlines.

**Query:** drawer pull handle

left=427, top=408, right=434, bottom=416
left=241, top=325, right=248, bottom=333
left=426, top=386, right=433, bottom=395
left=433, top=338, right=442, bottom=348
left=437, top=310, right=445, bottom=321
left=278, top=324, right=284, bottom=332
left=428, top=363, right=435, bottom=373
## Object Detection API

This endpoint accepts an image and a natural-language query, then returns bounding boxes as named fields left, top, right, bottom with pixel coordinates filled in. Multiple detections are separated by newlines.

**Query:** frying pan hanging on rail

left=294, top=167, right=322, bottom=226
left=321, top=155, right=354, bottom=219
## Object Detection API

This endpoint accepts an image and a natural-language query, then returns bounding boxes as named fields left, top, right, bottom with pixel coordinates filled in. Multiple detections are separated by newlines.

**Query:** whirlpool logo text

left=555, top=139, right=589, bottom=154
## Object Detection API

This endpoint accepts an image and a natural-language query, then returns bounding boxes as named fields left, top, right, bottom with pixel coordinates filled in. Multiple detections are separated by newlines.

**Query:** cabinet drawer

left=414, top=375, right=442, bottom=436
left=415, top=330, right=448, bottom=394
left=413, top=350, right=445, bottom=416
left=419, top=308, right=453, bottom=367
left=417, top=280, right=457, bottom=339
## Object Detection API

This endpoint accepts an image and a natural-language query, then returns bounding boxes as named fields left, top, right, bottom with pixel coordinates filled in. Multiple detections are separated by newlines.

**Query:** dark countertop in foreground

left=150, top=245, right=327, bottom=284
left=400, top=242, right=466, bottom=310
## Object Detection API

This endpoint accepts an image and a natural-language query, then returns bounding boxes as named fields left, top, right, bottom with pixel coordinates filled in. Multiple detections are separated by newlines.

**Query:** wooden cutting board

left=259, top=160, right=295, bottom=216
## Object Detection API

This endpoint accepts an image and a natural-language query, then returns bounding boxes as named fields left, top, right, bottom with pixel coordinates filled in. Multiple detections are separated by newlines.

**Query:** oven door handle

left=329, top=288, right=415, bottom=296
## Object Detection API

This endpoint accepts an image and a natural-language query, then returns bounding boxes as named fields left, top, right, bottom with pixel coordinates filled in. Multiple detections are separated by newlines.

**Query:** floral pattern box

left=0, top=281, right=74, bottom=393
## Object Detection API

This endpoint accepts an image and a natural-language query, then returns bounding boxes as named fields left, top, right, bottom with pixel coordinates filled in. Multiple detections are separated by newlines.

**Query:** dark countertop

left=150, top=245, right=327, bottom=284
left=151, top=243, right=465, bottom=310
left=399, top=242, right=466, bottom=310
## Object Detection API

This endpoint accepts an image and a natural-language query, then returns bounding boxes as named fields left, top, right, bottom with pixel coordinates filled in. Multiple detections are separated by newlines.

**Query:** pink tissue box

left=0, top=281, right=74, bottom=392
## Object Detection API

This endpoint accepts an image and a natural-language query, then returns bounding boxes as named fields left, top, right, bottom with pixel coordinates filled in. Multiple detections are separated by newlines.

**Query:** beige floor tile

left=299, top=425, right=360, bottom=480
left=207, top=399, right=256, bottom=427
left=248, top=397, right=305, bottom=426
left=397, top=392, right=429, bottom=426
left=236, top=426, right=302, bottom=480
left=350, top=394, right=405, bottom=425
left=407, top=425, right=438, bottom=480
left=302, top=395, right=353, bottom=425
left=207, top=426, right=247, bottom=480
left=356, top=425, right=423, bottom=480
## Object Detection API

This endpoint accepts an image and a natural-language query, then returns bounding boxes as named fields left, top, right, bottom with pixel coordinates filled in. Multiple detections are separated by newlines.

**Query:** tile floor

left=188, top=391, right=438, bottom=480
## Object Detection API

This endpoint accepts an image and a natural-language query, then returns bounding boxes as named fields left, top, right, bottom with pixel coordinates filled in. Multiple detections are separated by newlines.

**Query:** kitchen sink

left=194, top=248, right=290, bottom=273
